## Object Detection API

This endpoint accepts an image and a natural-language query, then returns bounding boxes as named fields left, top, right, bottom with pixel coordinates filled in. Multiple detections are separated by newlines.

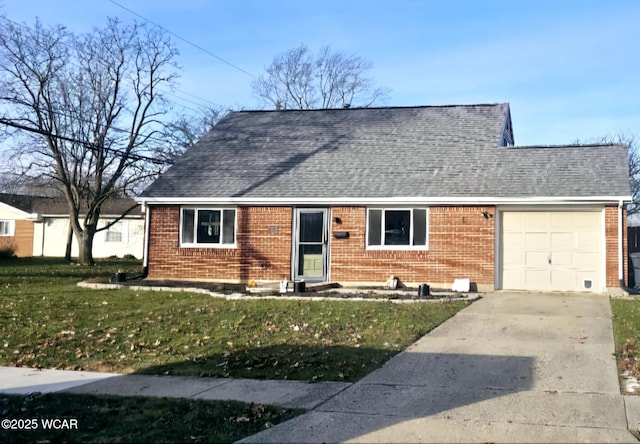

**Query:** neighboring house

left=0, top=194, right=144, bottom=259
left=137, top=103, right=631, bottom=293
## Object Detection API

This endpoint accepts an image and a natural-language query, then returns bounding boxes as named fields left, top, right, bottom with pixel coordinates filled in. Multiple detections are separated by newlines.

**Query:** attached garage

left=500, top=210, right=604, bottom=292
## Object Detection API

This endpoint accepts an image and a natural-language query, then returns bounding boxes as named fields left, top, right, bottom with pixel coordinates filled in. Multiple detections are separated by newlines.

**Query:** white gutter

left=137, top=195, right=633, bottom=206
left=36, top=213, right=143, bottom=218
left=619, top=200, right=624, bottom=283
left=142, top=203, right=150, bottom=270
left=25, top=213, right=41, bottom=222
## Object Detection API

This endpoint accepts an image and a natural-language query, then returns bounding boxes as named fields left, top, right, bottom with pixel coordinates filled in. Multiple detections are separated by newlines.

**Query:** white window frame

left=179, top=207, right=237, bottom=248
left=366, top=208, right=429, bottom=250
left=0, top=220, right=15, bottom=237
left=105, top=221, right=127, bottom=243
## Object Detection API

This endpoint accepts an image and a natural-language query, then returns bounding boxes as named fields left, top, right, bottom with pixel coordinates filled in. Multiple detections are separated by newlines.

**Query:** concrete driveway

left=241, top=292, right=638, bottom=443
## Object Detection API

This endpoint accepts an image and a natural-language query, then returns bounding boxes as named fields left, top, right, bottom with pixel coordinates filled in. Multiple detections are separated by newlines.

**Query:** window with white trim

left=0, top=220, right=15, bottom=236
left=105, top=221, right=126, bottom=243
left=180, top=208, right=236, bottom=247
left=367, top=208, right=428, bottom=249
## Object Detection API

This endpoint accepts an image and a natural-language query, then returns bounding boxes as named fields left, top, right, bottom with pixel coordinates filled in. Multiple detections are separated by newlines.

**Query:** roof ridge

left=231, top=103, right=510, bottom=114
left=509, top=143, right=627, bottom=149
left=0, top=192, right=54, bottom=199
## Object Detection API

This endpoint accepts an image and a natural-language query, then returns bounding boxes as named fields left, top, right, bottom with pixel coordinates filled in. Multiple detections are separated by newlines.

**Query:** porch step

left=304, top=282, right=341, bottom=292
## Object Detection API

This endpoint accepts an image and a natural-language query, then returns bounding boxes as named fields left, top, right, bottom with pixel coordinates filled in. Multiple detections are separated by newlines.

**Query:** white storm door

left=294, top=208, right=329, bottom=282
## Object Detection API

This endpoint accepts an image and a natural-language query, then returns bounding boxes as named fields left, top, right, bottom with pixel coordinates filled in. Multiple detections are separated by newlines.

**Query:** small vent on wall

left=584, top=280, right=592, bottom=289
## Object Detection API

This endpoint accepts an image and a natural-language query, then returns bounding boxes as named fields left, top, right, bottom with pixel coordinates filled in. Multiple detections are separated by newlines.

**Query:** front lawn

left=0, top=257, right=469, bottom=382
left=0, top=257, right=469, bottom=442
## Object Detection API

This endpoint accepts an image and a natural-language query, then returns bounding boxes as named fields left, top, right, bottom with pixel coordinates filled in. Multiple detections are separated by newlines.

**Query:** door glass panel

left=298, top=244, right=323, bottom=278
left=299, top=212, right=323, bottom=242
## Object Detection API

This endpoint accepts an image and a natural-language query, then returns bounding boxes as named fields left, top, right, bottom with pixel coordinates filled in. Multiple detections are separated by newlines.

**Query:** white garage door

left=501, top=211, right=603, bottom=292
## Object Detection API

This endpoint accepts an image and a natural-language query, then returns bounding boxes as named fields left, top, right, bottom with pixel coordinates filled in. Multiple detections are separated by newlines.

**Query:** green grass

left=0, top=392, right=300, bottom=443
left=0, top=257, right=469, bottom=382
left=611, top=299, right=640, bottom=350
left=0, top=257, right=469, bottom=442
left=611, top=298, right=640, bottom=379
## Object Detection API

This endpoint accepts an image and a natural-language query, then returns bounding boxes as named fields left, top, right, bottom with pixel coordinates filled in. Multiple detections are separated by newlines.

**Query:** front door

left=294, top=208, right=329, bottom=282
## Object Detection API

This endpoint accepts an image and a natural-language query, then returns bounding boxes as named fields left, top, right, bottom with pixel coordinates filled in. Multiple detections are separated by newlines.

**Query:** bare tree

left=0, top=17, right=179, bottom=264
left=252, top=44, right=390, bottom=110
left=0, top=171, right=60, bottom=197
left=623, top=137, right=639, bottom=213
left=157, top=106, right=227, bottom=164
left=578, top=134, right=639, bottom=213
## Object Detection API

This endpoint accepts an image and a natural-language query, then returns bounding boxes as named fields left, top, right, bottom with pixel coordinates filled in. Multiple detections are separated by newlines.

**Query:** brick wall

left=147, top=204, right=624, bottom=291
left=605, top=205, right=627, bottom=288
left=147, top=206, right=292, bottom=281
left=329, top=206, right=495, bottom=287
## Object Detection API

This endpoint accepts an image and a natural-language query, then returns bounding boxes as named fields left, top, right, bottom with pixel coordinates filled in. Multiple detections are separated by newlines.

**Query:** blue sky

left=3, top=0, right=640, bottom=145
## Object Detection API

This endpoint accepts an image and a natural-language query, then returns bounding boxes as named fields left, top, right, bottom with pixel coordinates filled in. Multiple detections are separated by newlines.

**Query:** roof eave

left=136, top=195, right=633, bottom=206
left=37, top=213, right=143, bottom=218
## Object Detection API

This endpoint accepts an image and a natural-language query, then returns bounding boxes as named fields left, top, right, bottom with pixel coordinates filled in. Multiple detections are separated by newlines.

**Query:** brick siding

left=147, top=205, right=495, bottom=287
left=329, top=206, right=495, bottom=286
left=605, top=205, right=627, bottom=288
left=147, top=206, right=291, bottom=281
left=147, top=204, right=624, bottom=291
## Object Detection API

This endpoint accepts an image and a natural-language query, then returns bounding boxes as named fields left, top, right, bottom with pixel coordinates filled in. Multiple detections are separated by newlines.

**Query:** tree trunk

left=76, top=224, right=96, bottom=266
left=64, top=222, right=73, bottom=261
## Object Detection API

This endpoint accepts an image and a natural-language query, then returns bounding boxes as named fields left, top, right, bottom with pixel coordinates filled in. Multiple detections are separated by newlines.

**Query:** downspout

left=141, top=203, right=150, bottom=279
left=40, top=218, right=45, bottom=257
left=127, top=203, right=150, bottom=281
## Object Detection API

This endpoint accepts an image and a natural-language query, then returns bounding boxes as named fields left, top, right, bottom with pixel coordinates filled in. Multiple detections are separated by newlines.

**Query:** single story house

left=0, top=194, right=144, bottom=259
left=137, top=103, right=631, bottom=293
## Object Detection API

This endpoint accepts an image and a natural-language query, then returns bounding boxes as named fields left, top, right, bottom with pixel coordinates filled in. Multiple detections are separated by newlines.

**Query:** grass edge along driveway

left=611, top=297, right=640, bottom=394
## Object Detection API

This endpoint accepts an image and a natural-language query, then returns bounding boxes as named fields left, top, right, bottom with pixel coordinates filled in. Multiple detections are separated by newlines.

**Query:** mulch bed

left=115, top=278, right=246, bottom=294
left=110, top=278, right=472, bottom=300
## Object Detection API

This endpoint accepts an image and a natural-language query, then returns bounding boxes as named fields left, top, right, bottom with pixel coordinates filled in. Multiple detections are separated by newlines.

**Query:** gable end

left=500, top=107, right=514, bottom=147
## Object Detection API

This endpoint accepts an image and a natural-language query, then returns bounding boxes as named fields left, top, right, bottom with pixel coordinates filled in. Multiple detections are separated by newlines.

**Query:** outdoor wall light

left=333, top=217, right=342, bottom=224
left=481, top=211, right=493, bottom=219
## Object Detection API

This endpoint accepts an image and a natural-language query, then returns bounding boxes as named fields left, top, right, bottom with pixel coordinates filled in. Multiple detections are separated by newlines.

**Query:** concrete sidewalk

left=241, top=292, right=639, bottom=443
left=0, top=366, right=350, bottom=410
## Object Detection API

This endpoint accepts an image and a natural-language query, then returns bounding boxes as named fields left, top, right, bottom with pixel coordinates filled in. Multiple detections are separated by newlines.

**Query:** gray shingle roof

left=0, top=193, right=141, bottom=216
left=140, top=104, right=631, bottom=202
